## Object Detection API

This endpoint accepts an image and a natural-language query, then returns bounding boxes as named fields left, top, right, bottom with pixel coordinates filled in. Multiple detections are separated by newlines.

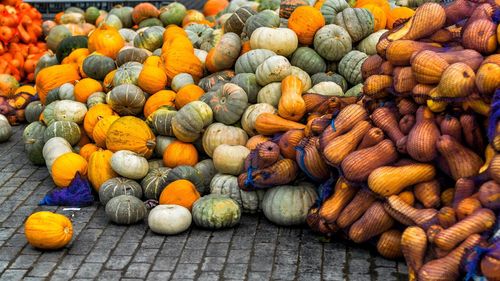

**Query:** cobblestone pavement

left=0, top=126, right=409, bottom=281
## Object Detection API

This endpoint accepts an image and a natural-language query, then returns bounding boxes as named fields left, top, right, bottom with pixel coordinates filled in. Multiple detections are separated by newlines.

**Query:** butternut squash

left=357, top=128, right=384, bottom=149
left=436, top=135, right=484, bottom=180
left=336, top=188, right=376, bottom=229
left=255, top=113, right=306, bottom=135
left=371, top=107, right=405, bottom=144
left=319, top=104, right=368, bottom=151
left=401, top=226, right=427, bottom=281
left=323, top=121, right=371, bottom=166
left=278, top=75, right=305, bottom=121
left=368, top=164, right=436, bottom=197
left=318, top=178, right=358, bottom=224
left=407, top=106, right=440, bottom=162
left=349, top=202, right=394, bottom=243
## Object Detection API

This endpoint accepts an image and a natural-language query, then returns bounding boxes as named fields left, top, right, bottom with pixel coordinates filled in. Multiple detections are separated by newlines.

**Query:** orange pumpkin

left=83, top=104, right=117, bottom=138
left=288, top=6, right=325, bottom=45
left=241, top=40, right=251, bottom=55
left=61, top=48, right=89, bottom=65
left=79, top=143, right=100, bottom=161
left=35, top=64, right=81, bottom=104
left=93, top=115, right=120, bottom=148
left=0, top=74, right=19, bottom=98
left=162, top=49, right=203, bottom=82
left=203, top=0, right=229, bottom=16
left=24, top=211, right=73, bottom=250
left=163, top=25, right=188, bottom=42
left=77, top=125, right=91, bottom=147
left=361, top=4, right=387, bottom=32
left=159, top=179, right=201, bottom=210
left=175, top=84, right=205, bottom=109
left=51, top=152, right=88, bottom=187
left=163, top=140, right=198, bottom=168
left=182, top=10, right=205, bottom=27
left=105, top=116, right=156, bottom=158
left=162, top=35, right=194, bottom=54
left=88, top=149, right=117, bottom=191
left=132, top=3, right=159, bottom=24
left=138, top=65, right=168, bottom=95
left=143, top=56, right=163, bottom=67
left=143, top=90, right=176, bottom=117
left=74, top=78, right=103, bottom=103
left=355, top=0, right=390, bottom=14
left=387, top=7, right=415, bottom=29
left=103, top=69, right=116, bottom=92
left=88, top=24, right=124, bottom=59
left=278, top=75, right=306, bottom=121
left=15, top=85, right=36, bottom=96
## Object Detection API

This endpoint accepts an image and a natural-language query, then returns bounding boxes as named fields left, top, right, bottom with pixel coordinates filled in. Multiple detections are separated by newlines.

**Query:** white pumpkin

left=213, top=144, right=250, bottom=175
left=155, top=136, right=175, bottom=157
left=241, top=103, right=277, bottom=136
left=53, top=100, right=88, bottom=124
left=357, top=29, right=388, bottom=55
left=0, top=114, right=12, bottom=143
left=290, top=66, right=312, bottom=92
left=307, top=81, right=344, bottom=96
left=194, top=49, right=208, bottom=68
left=255, top=56, right=292, bottom=86
left=210, top=174, right=265, bottom=213
left=42, top=137, right=73, bottom=175
left=250, top=27, right=298, bottom=56
left=171, top=73, right=195, bottom=92
left=257, top=82, right=281, bottom=107
left=202, top=123, right=248, bottom=157
left=148, top=204, right=192, bottom=235
left=111, top=150, right=149, bottom=179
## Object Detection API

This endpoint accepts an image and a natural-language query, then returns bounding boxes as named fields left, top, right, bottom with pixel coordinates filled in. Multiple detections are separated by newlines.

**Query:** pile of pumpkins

left=20, top=1, right=500, bottom=279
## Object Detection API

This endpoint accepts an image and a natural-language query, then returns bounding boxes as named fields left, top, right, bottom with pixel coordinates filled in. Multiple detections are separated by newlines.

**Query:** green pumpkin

left=198, top=70, right=236, bottom=92
left=25, top=101, right=45, bottom=123
left=199, top=29, right=223, bottom=52
left=165, top=165, right=206, bottom=194
left=116, top=48, right=149, bottom=67
left=356, top=29, right=388, bottom=55
left=210, top=174, right=265, bottom=213
left=146, top=106, right=177, bottom=136
left=256, top=55, right=292, bottom=86
left=311, top=72, right=349, bottom=92
left=171, top=73, right=195, bottom=92
left=345, top=83, right=363, bottom=97
left=105, top=195, right=147, bottom=225
left=82, top=55, right=116, bottom=81
left=86, top=92, right=107, bottom=108
left=141, top=167, right=172, bottom=200
left=84, top=6, right=100, bottom=24
left=109, top=6, right=134, bottom=28
left=155, top=135, right=175, bottom=157
left=258, top=0, right=280, bottom=11
left=58, top=83, right=76, bottom=101
left=194, top=159, right=217, bottom=188
left=172, top=101, right=213, bottom=142
left=314, top=24, right=352, bottom=61
left=192, top=194, right=241, bottom=229
left=41, top=102, right=57, bottom=125
left=230, top=73, right=261, bottom=104
left=46, top=25, right=72, bottom=53
left=290, top=66, right=312, bottom=92
left=242, top=10, right=280, bottom=39
left=185, top=24, right=214, bottom=48
left=113, top=62, right=143, bottom=86
left=106, top=84, right=146, bottom=116
left=159, top=2, right=187, bottom=26
left=138, top=18, right=163, bottom=28
left=224, top=6, right=256, bottom=35
left=290, top=47, right=326, bottom=76
left=338, top=50, right=368, bottom=85
left=23, top=121, right=46, bottom=165
left=104, top=14, right=123, bottom=30
left=45, top=88, right=61, bottom=105
left=257, top=82, right=281, bottom=107
left=56, top=36, right=88, bottom=62
left=279, top=0, right=309, bottom=19
left=119, top=28, right=137, bottom=43
left=43, top=120, right=81, bottom=145
left=207, top=83, right=248, bottom=125
left=334, top=8, right=374, bottom=42
left=262, top=184, right=318, bottom=226
left=134, top=26, right=165, bottom=52
left=320, top=0, right=349, bottom=23
left=34, top=52, right=58, bottom=79
left=235, top=49, right=276, bottom=74
left=99, top=177, right=143, bottom=205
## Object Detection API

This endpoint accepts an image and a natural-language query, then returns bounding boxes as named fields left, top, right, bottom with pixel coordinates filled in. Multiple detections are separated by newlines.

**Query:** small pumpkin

left=82, top=54, right=116, bottom=81
left=163, top=140, right=198, bottom=168
left=0, top=114, right=12, bottom=143
left=256, top=56, right=292, bottom=86
left=338, top=50, right=368, bottom=85
left=172, top=101, right=213, bottom=142
left=175, top=84, right=205, bottom=109
left=288, top=6, right=326, bottom=45
left=210, top=174, right=265, bottom=213
left=88, top=149, right=118, bottom=191
left=36, top=64, right=81, bottom=104
left=192, top=194, right=241, bottom=229
left=146, top=106, right=177, bottom=136
left=43, top=121, right=81, bottom=146
left=42, top=137, right=73, bottom=175
left=235, top=49, right=276, bottom=74
left=213, top=144, right=250, bottom=176
left=334, top=8, right=375, bottom=42
left=202, top=123, right=248, bottom=157
left=143, top=90, right=175, bottom=117
left=98, top=177, right=143, bottom=205
left=242, top=10, right=280, bottom=39
left=25, top=101, right=45, bottom=123
left=224, top=6, right=256, bottom=35
left=79, top=143, right=99, bottom=161
left=23, top=122, right=47, bottom=165
left=148, top=205, right=192, bottom=235
left=51, top=152, right=88, bottom=187
left=207, top=83, right=248, bottom=125
left=113, top=62, right=143, bottom=86
left=159, top=3, right=187, bottom=26
left=134, top=26, right=164, bottom=52
left=206, top=32, right=242, bottom=73
left=88, top=24, right=124, bottom=59
left=74, top=78, right=103, bottom=103
left=250, top=27, right=298, bottom=57
left=83, top=104, right=117, bottom=138
left=159, top=179, right=201, bottom=210
left=171, top=73, right=195, bottom=92
left=25, top=211, right=73, bottom=250
left=106, top=116, right=156, bottom=158
left=257, top=82, right=282, bottom=107
left=116, top=47, right=149, bottom=66
left=141, top=167, right=172, bottom=200
left=132, top=3, right=159, bottom=24
left=110, top=150, right=149, bottom=180
left=314, top=24, right=352, bottom=61
left=106, top=84, right=146, bottom=116
left=105, top=195, right=147, bottom=225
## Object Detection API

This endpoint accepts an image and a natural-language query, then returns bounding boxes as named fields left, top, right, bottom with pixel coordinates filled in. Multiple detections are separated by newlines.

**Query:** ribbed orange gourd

left=143, top=90, right=176, bottom=117
left=361, top=4, right=387, bottom=31
left=88, top=24, right=124, bottom=59
left=175, top=85, right=205, bottom=109
left=88, top=149, right=117, bottom=191
left=288, top=6, right=325, bottom=45
left=92, top=115, right=120, bottom=148
left=24, top=211, right=73, bottom=250
left=278, top=75, right=306, bottom=121
left=51, top=152, right=88, bottom=187
left=83, top=104, right=117, bottom=138
left=159, top=180, right=200, bottom=210
left=105, top=116, right=156, bottom=158
left=74, top=78, right=103, bottom=103
left=35, top=64, right=81, bottom=104
left=138, top=65, right=168, bottom=95
left=163, top=140, right=198, bottom=168
left=79, top=143, right=99, bottom=161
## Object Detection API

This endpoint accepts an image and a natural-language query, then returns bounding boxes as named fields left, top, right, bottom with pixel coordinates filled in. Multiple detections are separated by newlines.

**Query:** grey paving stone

left=152, top=256, right=178, bottom=271
left=49, top=269, right=76, bottom=281
left=146, top=271, right=171, bottom=280
left=105, top=255, right=132, bottom=270
left=205, top=242, right=229, bottom=257
left=27, top=261, right=57, bottom=277
left=227, top=249, right=251, bottom=264
left=248, top=271, right=272, bottom=281
left=57, top=255, right=85, bottom=270
left=348, top=259, right=371, bottom=274
left=349, top=273, right=372, bottom=281
left=95, top=270, right=122, bottom=281
left=223, top=263, right=248, bottom=279
left=0, top=269, right=27, bottom=281
left=125, top=263, right=152, bottom=278
left=198, top=271, right=221, bottom=281
left=131, top=248, right=158, bottom=263
left=201, top=256, right=226, bottom=271
left=297, top=272, right=322, bottom=281
left=179, top=248, right=204, bottom=264
left=374, top=267, right=398, bottom=281
left=74, top=262, right=103, bottom=278
left=172, top=263, right=198, bottom=279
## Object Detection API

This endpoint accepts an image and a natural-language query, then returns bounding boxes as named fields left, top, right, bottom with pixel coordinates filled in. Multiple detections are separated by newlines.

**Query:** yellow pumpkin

left=88, top=149, right=117, bottom=191
left=105, top=116, right=156, bottom=158
left=25, top=211, right=73, bottom=250
left=93, top=115, right=120, bottom=148
left=51, top=152, right=88, bottom=187
left=138, top=65, right=168, bottom=95
left=79, top=143, right=100, bottom=161
left=162, top=49, right=204, bottom=83
left=88, top=24, right=124, bottom=59
left=83, top=104, right=117, bottom=138
left=143, top=90, right=176, bottom=117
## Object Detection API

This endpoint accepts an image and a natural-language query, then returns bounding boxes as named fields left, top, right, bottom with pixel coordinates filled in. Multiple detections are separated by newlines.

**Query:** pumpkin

left=257, top=82, right=282, bottom=107
left=172, top=101, right=213, bottom=142
left=279, top=0, right=309, bottom=19
left=159, top=179, right=201, bottom=210
left=74, top=78, right=103, bottom=103
left=105, top=195, right=147, bottom=225
left=360, top=4, right=386, bottom=32
left=159, top=3, right=187, bottom=26
left=25, top=101, right=45, bottom=123
left=224, top=6, right=256, bottom=35
left=88, top=24, right=124, bottom=59
left=290, top=47, right=326, bottom=76
left=387, top=7, right=415, bottom=29
left=106, top=116, right=156, bottom=158
left=356, top=29, right=388, bottom=55
left=241, top=104, right=276, bottom=137
left=88, top=149, right=117, bottom=191
left=213, top=144, right=250, bottom=175
left=0, top=114, right=12, bottom=143
left=82, top=54, right=116, bottom=81
left=262, top=183, right=317, bottom=226
left=314, top=24, right=352, bottom=61
left=116, top=48, right=149, bottom=66
left=109, top=6, right=134, bottom=28
left=35, top=52, right=59, bottom=79
left=154, top=136, right=175, bottom=157
left=132, top=3, right=159, bottom=24
left=210, top=174, right=265, bottom=213
left=202, top=123, right=248, bottom=157
left=143, top=90, right=175, bottom=117
left=113, top=62, right=143, bottom=86
left=206, top=33, right=242, bottom=73
left=165, top=165, right=206, bottom=194
left=106, top=84, right=146, bottom=116
left=311, top=72, right=348, bottom=92
left=334, top=8, right=375, bottom=42
left=141, top=167, right=172, bottom=200
left=182, top=9, right=205, bottom=27
left=83, top=104, right=117, bottom=138
left=51, top=152, right=88, bottom=187
left=162, top=49, right=204, bottom=82
left=23, top=122, right=47, bottom=165
left=250, top=27, right=298, bottom=57
left=192, top=194, right=241, bottom=229
left=203, top=0, right=228, bottom=16
left=134, top=26, right=164, bottom=52
left=36, top=64, right=81, bottom=104
left=103, top=14, right=123, bottom=30
left=175, top=85, right=205, bottom=109
left=43, top=121, right=81, bottom=146
left=171, top=73, right=195, bottom=92
left=46, top=84, right=75, bottom=105
left=148, top=205, right=192, bottom=235
left=230, top=73, right=261, bottom=104
left=56, top=35, right=88, bottom=62
left=288, top=6, right=326, bottom=45
left=194, top=159, right=217, bottom=188
left=46, top=25, right=72, bottom=52
left=110, top=150, right=149, bottom=180
left=256, top=56, right=292, bottom=86
left=146, top=106, right=177, bottom=136
left=235, top=49, right=276, bottom=74
left=162, top=140, right=198, bottom=168
left=43, top=137, right=73, bottom=175
left=79, top=143, right=99, bottom=161
left=242, top=10, right=280, bottom=39
left=207, top=83, right=248, bottom=125
left=138, top=66, right=167, bottom=96
left=319, top=0, right=349, bottom=23
left=24, top=211, right=73, bottom=250
left=338, top=50, right=368, bottom=85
